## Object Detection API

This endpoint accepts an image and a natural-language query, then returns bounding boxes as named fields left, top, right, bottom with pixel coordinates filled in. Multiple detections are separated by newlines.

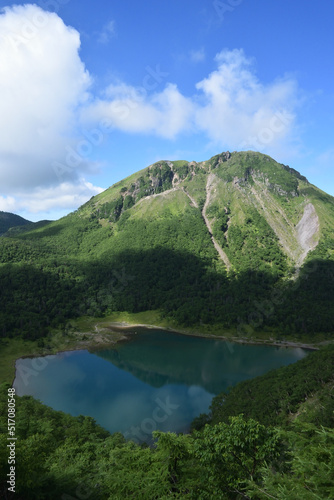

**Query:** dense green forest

left=1, top=220, right=334, bottom=340
left=1, top=345, right=333, bottom=499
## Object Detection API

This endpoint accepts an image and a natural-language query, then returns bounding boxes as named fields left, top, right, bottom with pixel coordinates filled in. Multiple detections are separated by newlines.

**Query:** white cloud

left=0, top=180, right=103, bottom=215
left=190, top=47, right=206, bottom=63
left=0, top=195, right=16, bottom=213
left=0, top=4, right=93, bottom=188
left=0, top=4, right=101, bottom=215
left=83, top=83, right=194, bottom=139
left=98, top=20, right=116, bottom=44
left=84, top=48, right=299, bottom=154
left=194, top=49, right=299, bottom=155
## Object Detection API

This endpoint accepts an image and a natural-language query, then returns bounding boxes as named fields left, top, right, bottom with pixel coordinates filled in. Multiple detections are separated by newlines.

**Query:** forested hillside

left=0, top=211, right=31, bottom=236
left=1, top=151, right=334, bottom=341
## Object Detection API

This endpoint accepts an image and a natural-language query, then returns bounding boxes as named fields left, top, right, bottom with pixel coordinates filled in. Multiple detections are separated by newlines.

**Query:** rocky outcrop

left=203, top=174, right=232, bottom=270
left=296, top=203, right=320, bottom=264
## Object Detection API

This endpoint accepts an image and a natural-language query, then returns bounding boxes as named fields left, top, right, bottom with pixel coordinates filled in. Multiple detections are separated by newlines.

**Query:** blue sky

left=0, top=0, right=333, bottom=221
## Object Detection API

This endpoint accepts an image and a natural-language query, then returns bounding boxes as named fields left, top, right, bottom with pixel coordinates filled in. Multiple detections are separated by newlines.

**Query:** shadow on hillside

left=0, top=243, right=333, bottom=340
left=2, top=220, right=53, bottom=238
left=4, top=221, right=69, bottom=240
left=74, top=246, right=278, bottom=327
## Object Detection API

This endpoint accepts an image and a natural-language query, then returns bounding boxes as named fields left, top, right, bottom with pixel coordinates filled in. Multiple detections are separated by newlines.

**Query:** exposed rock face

left=251, top=170, right=299, bottom=197
left=218, top=151, right=231, bottom=163
left=202, top=174, right=232, bottom=270
left=296, top=203, right=320, bottom=263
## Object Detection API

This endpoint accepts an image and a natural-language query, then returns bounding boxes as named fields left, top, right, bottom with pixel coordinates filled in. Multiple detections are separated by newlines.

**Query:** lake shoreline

left=104, top=322, right=320, bottom=351
left=13, top=329, right=313, bottom=441
left=8, top=321, right=322, bottom=386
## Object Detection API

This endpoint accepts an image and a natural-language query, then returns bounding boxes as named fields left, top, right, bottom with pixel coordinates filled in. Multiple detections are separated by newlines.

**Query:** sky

left=0, top=0, right=333, bottom=222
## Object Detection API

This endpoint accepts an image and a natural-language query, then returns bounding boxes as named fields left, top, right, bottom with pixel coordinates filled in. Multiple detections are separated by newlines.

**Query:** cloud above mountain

left=82, top=48, right=299, bottom=153
left=195, top=49, right=298, bottom=154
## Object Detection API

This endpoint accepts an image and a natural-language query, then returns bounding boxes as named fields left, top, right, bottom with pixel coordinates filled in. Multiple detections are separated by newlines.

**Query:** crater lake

left=13, top=329, right=307, bottom=442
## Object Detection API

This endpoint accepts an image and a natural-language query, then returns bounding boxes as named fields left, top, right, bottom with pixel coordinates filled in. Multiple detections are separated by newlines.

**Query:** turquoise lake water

left=13, top=329, right=307, bottom=442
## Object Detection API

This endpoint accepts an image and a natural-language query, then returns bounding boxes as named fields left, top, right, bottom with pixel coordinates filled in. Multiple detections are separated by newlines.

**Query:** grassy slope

left=14, top=150, right=333, bottom=268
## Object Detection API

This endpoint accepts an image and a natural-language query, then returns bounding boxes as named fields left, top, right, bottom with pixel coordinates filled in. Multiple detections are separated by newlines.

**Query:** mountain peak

left=76, top=151, right=325, bottom=269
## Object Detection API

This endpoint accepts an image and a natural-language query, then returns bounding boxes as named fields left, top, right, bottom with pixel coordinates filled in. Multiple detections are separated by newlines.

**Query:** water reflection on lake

left=14, top=329, right=307, bottom=441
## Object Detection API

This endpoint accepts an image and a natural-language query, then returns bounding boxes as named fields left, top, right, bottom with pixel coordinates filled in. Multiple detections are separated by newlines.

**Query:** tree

left=193, top=415, right=281, bottom=499
left=247, top=423, right=334, bottom=500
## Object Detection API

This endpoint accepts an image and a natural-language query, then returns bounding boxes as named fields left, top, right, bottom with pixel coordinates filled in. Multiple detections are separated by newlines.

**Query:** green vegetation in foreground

left=193, top=344, right=334, bottom=431
left=0, top=345, right=333, bottom=499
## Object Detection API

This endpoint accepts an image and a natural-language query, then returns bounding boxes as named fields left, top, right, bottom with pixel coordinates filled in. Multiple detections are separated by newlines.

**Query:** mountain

left=2, top=219, right=52, bottom=237
left=0, top=211, right=31, bottom=235
left=1, top=151, right=334, bottom=341
left=82, top=150, right=330, bottom=268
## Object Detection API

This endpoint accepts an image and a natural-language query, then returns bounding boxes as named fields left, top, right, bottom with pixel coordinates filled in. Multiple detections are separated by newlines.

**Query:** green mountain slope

left=0, top=211, right=31, bottom=235
left=77, top=150, right=334, bottom=271
left=2, top=219, right=52, bottom=237
left=1, top=151, right=334, bottom=341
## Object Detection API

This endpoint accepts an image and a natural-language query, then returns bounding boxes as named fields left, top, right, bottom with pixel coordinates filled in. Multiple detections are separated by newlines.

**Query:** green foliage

left=122, top=194, right=134, bottom=210
left=270, top=259, right=334, bottom=335
left=1, top=216, right=334, bottom=339
left=0, top=383, right=110, bottom=498
left=193, top=415, right=281, bottom=498
left=97, top=196, right=124, bottom=221
left=216, top=152, right=299, bottom=196
left=0, top=387, right=284, bottom=499
left=135, top=172, right=154, bottom=200
left=156, top=162, right=174, bottom=191
left=208, top=345, right=334, bottom=429
left=226, top=208, right=287, bottom=275
left=172, top=161, right=189, bottom=180
left=206, top=203, right=230, bottom=247
left=248, top=424, right=334, bottom=499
